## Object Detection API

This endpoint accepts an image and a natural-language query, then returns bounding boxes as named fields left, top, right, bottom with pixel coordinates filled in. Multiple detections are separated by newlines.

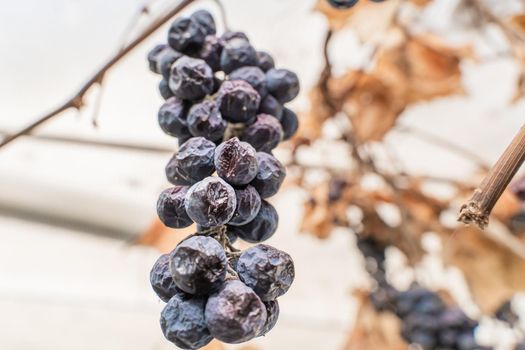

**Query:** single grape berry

left=327, top=0, right=359, bottom=9
left=158, top=97, right=189, bottom=137
left=220, top=38, right=258, bottom=74
left=266, top=68, right=300, bottom=103
left=185, top=177, right=237, bottom=227
left=214, top=137, right=258, bottom=186
left=229, top=66, right=268, bottom=99
left=221, top=31, right=249, bottom=43
left=169, top=56, right=214, bottom=101
left=159, top=79, right=174, bottom=100
left=258, top=94, right=283, bottom=121
left=158, top=48, right=183, bottom=80
left=217, top=80, right=261, bottom=123
left=167, top=16, right=207, bottom=52
left=259, top=300, right=280, bottom=336
left=228, top=200, right=278, bottom=243
left=280, top=107, right=299, bottom=140
left=160, top=294, right=213, bottom=349
left=199, top=35, right=224, bottom=72
left=242, top=114, right=283, bottom=153
left=256, top=51, right=275, bottom=72
left=150, top=254, right=186, bottom=302
left=148, top=44, right=168, bottom=74
left=169, top=137, right=216, bottom=185
left=190, top=9, right=216, bottom=36
left=229, top=185, right=262, bottom=226
left=250, top=152, right=286, bottom=198
left=170, top=235, right=227, bottom=295
left=187, top=100, right=227, bottom=142
left=157, top=186, right=193, bottom=228
left=236, top=244, right=295, bottom=301
left=205, top=280, right=267, bottom=344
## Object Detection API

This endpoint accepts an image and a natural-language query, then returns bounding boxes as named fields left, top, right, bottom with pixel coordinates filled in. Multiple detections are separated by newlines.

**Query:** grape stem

left=458, top=124, right=525, bottom=229
left=0, top=0, right=197, bottom=149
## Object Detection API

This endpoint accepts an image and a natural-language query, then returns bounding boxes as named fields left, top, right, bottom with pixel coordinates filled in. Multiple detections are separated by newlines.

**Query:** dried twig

left=458, top=124, right=525, bottom=228
left=0, top=0, right=196, bottom=149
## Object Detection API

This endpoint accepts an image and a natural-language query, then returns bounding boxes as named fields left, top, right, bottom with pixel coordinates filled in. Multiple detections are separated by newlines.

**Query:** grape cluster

left=357, top=236, right=490, bottom=350
left=148, top=9, right=298, bottom=348
left=327, top=0, right=386, bottom=9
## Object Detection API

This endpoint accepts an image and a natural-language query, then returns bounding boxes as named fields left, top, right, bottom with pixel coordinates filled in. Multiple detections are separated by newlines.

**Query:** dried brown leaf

left=135, top=217, right=195, bottom=253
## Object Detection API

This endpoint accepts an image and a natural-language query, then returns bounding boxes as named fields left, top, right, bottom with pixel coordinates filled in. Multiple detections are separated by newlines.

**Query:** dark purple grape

left=280, top=107, right=299, bottom=140
left=259, top=300, right=279, bottom=336
left=221, top=31, right=249, bottom=43
left=187, top=100, right=227, bottom=142
left=185, top=177, right=237, bottom=227
left=157, top=186, right=193, bottom=228
left=266, top=68, right=300, bottom=103
left=159, top=79, right=174, bottom=100
left=148, top=44, right=168, bottom=74
left=169, top=137, right=216, bottom=185
left=236, top=244, right=294, bottom=301
left=169, top=235, right=227, bottom=295
left=220, top=38, right=258, bottom=74
left=258, top=94, right=283, bottom=120
left=169, top=56, right=214, bottom=101
left=214, top=137, right=258, bottom=186
left=158, top=96, right=189, bottom=137
left=160, top=294, right=213, bottom=349
left=190, top=9, right=216, bottom=36
left=229, top=66, right=268, bottom=98
left=228, top=200, right=278, bottom=243
left=159, top=48, right=183, bottom=80
left=242, top=114, right=283, bottom=153
left=250, top=152, right=286, bottom=198
left=150, top=254, right=187, bottom=302
left=217, top=80, right=261, bottom=123
left=256, top=51, right=275, bottom=72
left=205, top=280, right=267, bottom=344
left=327, top=0, right=359, bottom=9
left=198, top=35, right=224, bottom=72
left=167, top=16, right=207, bottom=52
left=229, top=185, right=261, bottom=226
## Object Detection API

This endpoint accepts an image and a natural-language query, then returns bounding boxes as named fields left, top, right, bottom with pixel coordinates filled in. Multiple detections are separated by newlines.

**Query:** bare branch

left=458, top=124, right=525, bottom=228
left=0, top=0, right=196, bottom=149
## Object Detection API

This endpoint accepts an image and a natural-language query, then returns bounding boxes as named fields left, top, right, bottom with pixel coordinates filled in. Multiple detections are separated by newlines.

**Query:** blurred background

left=3, top=0, right=525, bottom=349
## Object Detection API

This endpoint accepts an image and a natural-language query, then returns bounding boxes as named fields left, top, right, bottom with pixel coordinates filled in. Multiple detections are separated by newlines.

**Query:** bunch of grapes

left=147, top=9, right=298, bottom=349
left=357, top=236, right=491, bottom=350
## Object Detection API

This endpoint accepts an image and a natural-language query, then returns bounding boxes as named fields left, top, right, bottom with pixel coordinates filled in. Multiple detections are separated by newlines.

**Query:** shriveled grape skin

left=259, top=300, right=280, bottom=336
left=258, top=94, right=283, bottom=121
left=169, top=56, right=214, bottom=101
left=157, top=186, right=193, bottom=229
left=199, top=35, right=224, bottom=72
left=170, top=236, right=227, bottom=295
left=229, top=66, right=268, bottom=99
left=241, top=114, right=283, bottom=153
left=173, top=137, right=216, bottom=184
left=228, top=200, right=279, bottom=243
left=220, top=38, right=258, bottom=74
left=214, top=137, right=258, bottom=186
left=187, top=100, right=227, bottom=142
left=191, top=9, right=216, bottom=36
left=185, top=177, right=237, bottom=227
left=256, top=51, right=275, bottom=72
left=266, top=68, right=300, bottom=103
left=217, top=80, right=261, bottom=124
left=158, top=97, right=189, bottom=138
left=167, top=16, right=207, bottom=52
left=150, top=254, right=187, bottom=302
left=250, top=152, right=286, bottom=199
left=205, top=280, right=267, bottom=344
left=236, top=244, right=295, bottom=301
left=160, top=294, right=213, bottom=349
left=229, top=185, right=262, bottom=226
